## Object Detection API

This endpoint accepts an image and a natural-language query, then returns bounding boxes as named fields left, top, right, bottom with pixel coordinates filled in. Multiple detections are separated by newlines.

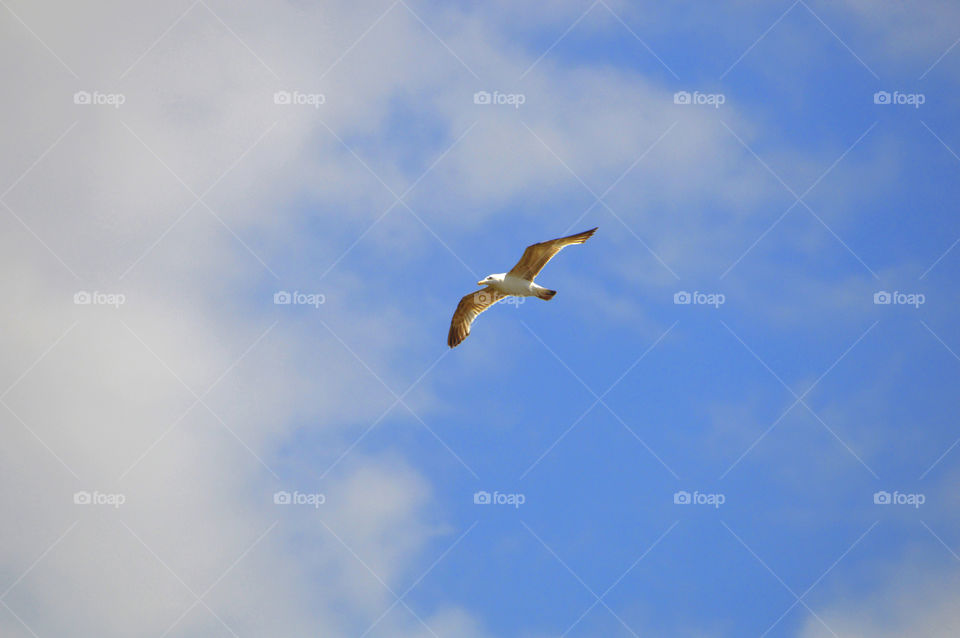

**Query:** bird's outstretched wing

left=507, top=227, right=597, bottom=282
left=447, top=287, right=506, bottom=348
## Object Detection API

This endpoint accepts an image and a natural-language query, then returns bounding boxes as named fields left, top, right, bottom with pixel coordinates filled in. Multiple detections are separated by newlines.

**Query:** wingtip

left=572, top=227, right=597, bottom=243
left=447, top=330, right=464, bottom=348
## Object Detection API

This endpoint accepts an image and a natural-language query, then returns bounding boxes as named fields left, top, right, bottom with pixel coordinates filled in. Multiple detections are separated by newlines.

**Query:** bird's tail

left=538, top=289, right=557, bottom=300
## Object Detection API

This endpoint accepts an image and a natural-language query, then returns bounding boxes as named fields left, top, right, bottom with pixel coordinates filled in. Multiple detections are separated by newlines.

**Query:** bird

left=447, top=227, right=598, bottom=348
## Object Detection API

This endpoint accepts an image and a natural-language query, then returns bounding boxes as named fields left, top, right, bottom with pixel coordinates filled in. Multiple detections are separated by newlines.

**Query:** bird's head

left=477, top=274, right=497, bottom=286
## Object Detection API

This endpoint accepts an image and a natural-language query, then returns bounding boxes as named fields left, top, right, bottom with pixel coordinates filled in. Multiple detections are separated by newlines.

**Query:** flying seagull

left=447, top=227, right=598, bottom=348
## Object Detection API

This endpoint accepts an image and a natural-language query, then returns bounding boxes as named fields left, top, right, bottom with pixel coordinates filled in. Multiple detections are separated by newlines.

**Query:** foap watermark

left=873, top=290, right=925, bottom=308
left=473, top=90, right=525, bottom=109
left=874, top=490, right=924, bottom=508
left=273, top=490, right=325, bottom=508
left=473, top=290, right=525, bottom=307
left=74, top=290, right=126, bottom=307
left=674, top=490, right=725, bottom=508
left=674, top=290, right=725, bottom=308
left=273, top=90, right=325, bottom=108
left=274, top=290, right=325, bottom=308
left=73, top=490, right=126, bottom=508
left=873, top=90, right=925, bottom=108
left=674, top=90, right=725, bottom=108
left=473, top=490, right=525, bottom=508
left=73, top=90, right=125, bottom=108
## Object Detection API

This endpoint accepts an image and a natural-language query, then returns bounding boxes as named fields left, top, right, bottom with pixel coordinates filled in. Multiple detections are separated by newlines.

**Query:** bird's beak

left=477, top=280, right=485, bottom=286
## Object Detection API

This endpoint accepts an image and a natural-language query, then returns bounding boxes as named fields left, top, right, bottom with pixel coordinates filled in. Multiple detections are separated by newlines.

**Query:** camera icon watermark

left=674, top=290, right=725, bottom=308
left=873, top=90, right=924, bottom=108
left=73, top=90, right=125, bottom=108
left=74, top=290, right=126, bottom=307
left=473, top=490, right=525, bottom=508
left=472, top=290, right=496, bottom=305
left=873, top=490, right=924, bottom=508
left=273, top=90, right=325, bottom=108
left=273, top=490, right=325, bottom=508
left=274, top=290, right=325, bottom=308
left=873, top=290, right=924, bottom=308
left=674, top=90, right=725, bottom=108
left=473, top=90, right=525, bottom=109
left=73, top=490, right=126, bottom=508
left=673, top=490, right=725, bottom=508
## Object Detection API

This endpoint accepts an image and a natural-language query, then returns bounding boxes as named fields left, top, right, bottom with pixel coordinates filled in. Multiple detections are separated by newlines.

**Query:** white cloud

left=799, top=557, right=960, bottom=638
left=0, top=2, right=486, bottom=637
left=837, top=0, right=960, bottom=70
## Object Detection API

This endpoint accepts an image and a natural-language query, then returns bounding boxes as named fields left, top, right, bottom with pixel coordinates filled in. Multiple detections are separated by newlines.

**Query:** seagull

left=447, top=227, right=598, bottom=348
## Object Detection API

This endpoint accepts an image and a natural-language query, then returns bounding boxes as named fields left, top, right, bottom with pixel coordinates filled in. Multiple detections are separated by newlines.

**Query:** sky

left=1, top=1, right=959, bottom=636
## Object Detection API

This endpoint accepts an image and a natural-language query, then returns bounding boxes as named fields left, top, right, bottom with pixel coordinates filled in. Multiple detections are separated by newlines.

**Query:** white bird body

left=447, top=227, right=597, bottom=347
left=483, top=273, right=549, bottom=297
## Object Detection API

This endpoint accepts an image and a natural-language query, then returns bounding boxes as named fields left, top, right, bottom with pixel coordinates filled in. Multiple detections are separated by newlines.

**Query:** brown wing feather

left=507, top=227, right=597, bottom=282
left=447, top=287, right=505, bottom=348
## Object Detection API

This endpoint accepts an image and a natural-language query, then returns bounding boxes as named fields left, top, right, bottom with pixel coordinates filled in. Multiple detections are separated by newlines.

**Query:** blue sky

left=2, top=1, right=959, bottom=637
